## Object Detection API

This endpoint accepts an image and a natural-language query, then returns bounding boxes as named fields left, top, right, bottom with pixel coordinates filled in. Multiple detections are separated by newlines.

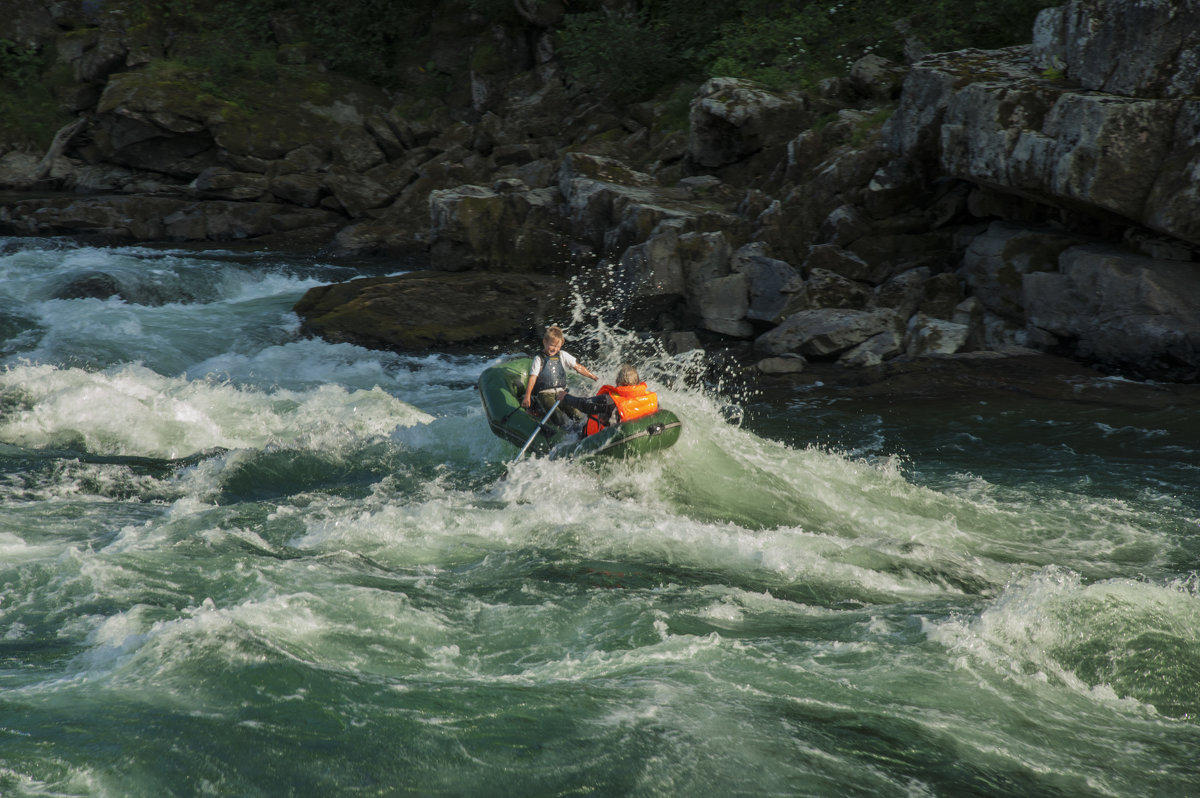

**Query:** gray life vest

left=532, top=353, right=567, bottom=392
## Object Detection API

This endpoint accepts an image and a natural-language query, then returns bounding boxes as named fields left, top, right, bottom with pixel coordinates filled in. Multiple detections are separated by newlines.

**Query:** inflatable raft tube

left=478, top=357, right=681, bottom=459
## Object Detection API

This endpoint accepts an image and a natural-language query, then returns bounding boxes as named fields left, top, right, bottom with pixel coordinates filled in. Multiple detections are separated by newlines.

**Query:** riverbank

left=759, top=351, right=1200, bottom=409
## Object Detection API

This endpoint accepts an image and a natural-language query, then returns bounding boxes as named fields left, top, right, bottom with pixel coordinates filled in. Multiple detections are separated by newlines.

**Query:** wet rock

left=293, top=271, right=573, bottom=351
left=731, top=245, right=803, bottom=324
left=52, top=271, right=121, bottom=301
left=757, top=353, right=807, bottom=374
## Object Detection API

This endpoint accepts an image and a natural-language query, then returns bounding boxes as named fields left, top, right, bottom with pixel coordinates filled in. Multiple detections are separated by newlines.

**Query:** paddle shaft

left=515, top=396, right=563, bottom=459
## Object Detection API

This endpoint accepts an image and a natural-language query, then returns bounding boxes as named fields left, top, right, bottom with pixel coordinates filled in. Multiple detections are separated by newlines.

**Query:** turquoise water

left=1, top=240, right=1197, bottom=797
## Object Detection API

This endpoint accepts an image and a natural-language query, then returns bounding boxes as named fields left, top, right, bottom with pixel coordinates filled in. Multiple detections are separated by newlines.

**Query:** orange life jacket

left=585, top=383, right=658, bottom=435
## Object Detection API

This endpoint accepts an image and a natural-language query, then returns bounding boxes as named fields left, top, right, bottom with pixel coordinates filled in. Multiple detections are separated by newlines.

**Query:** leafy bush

left=0, top=39, right=69, bottom=149
left=155, top=0, right=441, bottom=86
left=559, top=11, right=688, bottom=102
left=558, top=0, right=1058, bottom=99
left=0, top=39, right=43, bottom=88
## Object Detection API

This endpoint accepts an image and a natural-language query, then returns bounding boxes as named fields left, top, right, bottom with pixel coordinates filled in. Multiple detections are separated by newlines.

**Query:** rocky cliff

left=2, top=0, right=1197, bottom=381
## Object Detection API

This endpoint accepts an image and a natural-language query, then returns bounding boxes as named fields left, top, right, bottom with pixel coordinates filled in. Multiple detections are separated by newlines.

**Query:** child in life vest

left=562, top=363, right=658, bottom=436
left=521, top=325, right=598, bottom=424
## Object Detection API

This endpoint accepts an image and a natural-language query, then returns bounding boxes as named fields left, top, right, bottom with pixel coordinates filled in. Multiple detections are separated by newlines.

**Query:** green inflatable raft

left=478, top=357, right=682, bottom=459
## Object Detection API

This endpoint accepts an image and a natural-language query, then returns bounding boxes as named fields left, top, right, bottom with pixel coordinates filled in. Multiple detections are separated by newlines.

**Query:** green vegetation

left=2, top=0, right=1057, bottom=148
left=0, top=38, right=70, bottom=148
left=152, top=0, right=440, bottom=86
left=559, top=0, right=1059, bottom=99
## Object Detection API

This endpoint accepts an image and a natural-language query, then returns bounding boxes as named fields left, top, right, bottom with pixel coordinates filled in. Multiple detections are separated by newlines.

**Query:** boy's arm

left=574, top=362, right=598, bottom=381
left=521, top=374, right=535, bottom=407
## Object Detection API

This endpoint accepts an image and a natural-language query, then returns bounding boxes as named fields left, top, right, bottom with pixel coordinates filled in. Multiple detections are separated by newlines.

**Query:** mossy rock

left=97, top=65, right=391, bottom=161
left=294, top=271, right=573, bottom=352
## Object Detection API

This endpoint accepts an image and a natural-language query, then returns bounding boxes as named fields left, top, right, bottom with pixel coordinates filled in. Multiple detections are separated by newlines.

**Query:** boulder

left=804, top=243, right=890, bottom=285
left=94, top=67, right=392, bottom=172
left=757, top=354, right=807, bottom=375
left=1023, top=244, right=1200, bottom=380
left=558, top=152, right=660, bottom=249
left=190, top=167, right=268, bottom=201
left=959, top=221, right=1083, bottom=321
left=903, top=313, right=969, bottom=357
left=755, top=308, right=900, bottom=358
left=688, top=78, right=810, bottom=168
left=731, top=245, right=803, bottom=324
left=805, top=268, right=870, bottom=310
left=323, top=167, right=396, bottom=217
left=428, top=182, right=568, bottom=272
left=873, top=266, right=929, bottom=322
left=1032, top=0, right=1200, bottom=98
left=0, top=152, right=41, bottom=190
left=885, top=44, right=1200, bottom=248
left=614, top=222, right=687, bottom=320
left=848, top=55, right=908, bottom=101
left=839, top=329, right=903, bottom=368
left=916, top=272, right=966, bottom=320
left=693, top=273, right=752, bottom=337
left=760, top=139, right=893, bottom=265
left=293, top=271, right=573, bottom=352
left=269, top=173, right=326, bottom=207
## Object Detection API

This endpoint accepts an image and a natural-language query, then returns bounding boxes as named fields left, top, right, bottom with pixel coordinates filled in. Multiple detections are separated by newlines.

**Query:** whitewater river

left=1, top=239, right=1197, bottom=797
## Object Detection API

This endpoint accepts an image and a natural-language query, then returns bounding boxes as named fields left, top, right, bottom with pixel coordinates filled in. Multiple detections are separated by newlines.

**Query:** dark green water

left=1, top=241, right=1197, bottom=796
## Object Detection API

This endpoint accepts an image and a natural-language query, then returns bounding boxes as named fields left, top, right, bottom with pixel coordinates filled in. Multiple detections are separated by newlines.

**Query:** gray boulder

left=293, top=271, right=573, bottom=352
left=1024, top=244, right=1200, bottom=380
left=731, top=245, right=803, bottom=324
left=428, top=182, right=568, bottom=272
left=755, top=308, right=900, bottom=358
left=757, top=354, right=807, bottom=375
left=615, top=223, right=687, bottom=318
left=960, top=221, right=1084, bottom=321
left=1032, top=0, right=1200, bottom=98
left=886, top=44, right=1200, bottom=248
left=189, top=167, right=268, bottom=201
left=688, top=78, right=810, bottom=168
left=903, top=313, right=969, bottom=357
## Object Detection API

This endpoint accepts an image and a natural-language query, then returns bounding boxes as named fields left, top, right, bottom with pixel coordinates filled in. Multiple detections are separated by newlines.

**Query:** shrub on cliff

left=0, top=38, right=69, bottom=149
left=558, top=0, right=1059, bottom=98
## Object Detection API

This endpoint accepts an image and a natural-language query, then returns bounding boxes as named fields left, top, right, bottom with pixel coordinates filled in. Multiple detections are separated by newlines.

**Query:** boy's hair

left=544, top=325, right=565, bottom=344
left=616, top=363, right=639, bottom=386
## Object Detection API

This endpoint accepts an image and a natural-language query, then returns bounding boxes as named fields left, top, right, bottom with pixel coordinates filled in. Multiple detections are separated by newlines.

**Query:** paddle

left=514, top=396, right=563, bottom=460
